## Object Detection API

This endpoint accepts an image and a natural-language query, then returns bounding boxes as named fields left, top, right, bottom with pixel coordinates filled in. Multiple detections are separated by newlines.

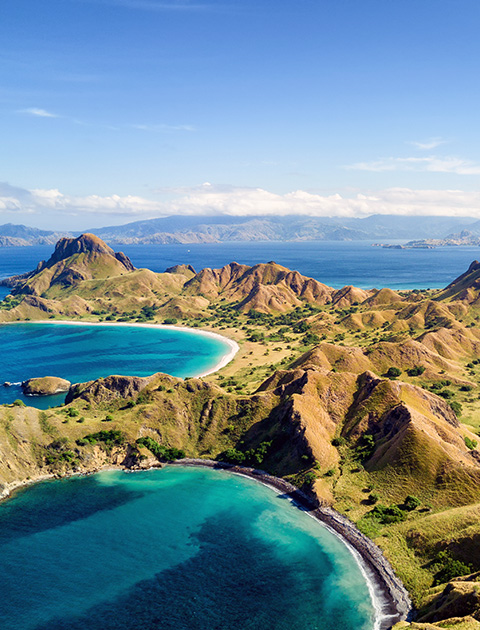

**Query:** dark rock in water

left=22, top=376, right=71, bottom=396
left=3, top=382, right=12, bottom=387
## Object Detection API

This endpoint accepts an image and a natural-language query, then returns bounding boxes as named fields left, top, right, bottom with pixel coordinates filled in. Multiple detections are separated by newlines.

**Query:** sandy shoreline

left=0, top=459, right=411, bottom=629
left=1, top=319, right=240, bottom=379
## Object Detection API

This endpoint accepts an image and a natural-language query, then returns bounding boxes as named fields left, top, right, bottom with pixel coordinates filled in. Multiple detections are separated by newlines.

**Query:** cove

left=0, top=322, right=237, bottom=408
left=0, top=466, right=376, bottom=630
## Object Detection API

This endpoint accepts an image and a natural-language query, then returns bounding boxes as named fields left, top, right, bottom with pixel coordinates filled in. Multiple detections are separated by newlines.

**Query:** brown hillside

left=6, top=234, right=135, bottom=297
left=437, top=261, right=480, bottom=303
left=183, top=261, right=334, bottom=310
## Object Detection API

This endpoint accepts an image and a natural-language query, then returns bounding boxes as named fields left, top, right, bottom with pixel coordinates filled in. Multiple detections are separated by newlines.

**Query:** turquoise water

left=0, top=323, right=230, bottom=408
left=0, top=467, right=375, bottom=630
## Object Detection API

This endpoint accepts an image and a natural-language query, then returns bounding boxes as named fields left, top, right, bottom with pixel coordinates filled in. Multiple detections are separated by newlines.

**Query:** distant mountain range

left=1, top=214, right=480, bottom=247
left=0, top=224, right=70, bottom=247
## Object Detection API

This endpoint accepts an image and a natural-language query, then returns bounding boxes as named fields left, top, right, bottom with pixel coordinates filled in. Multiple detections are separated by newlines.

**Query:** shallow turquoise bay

left=0, top=467, right=375, bottom=630
left=0, top=322, right=231, bottom=407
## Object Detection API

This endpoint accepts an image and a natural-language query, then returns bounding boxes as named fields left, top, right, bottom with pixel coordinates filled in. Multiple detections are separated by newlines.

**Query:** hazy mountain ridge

left=1, top=215, right=479, bottom=247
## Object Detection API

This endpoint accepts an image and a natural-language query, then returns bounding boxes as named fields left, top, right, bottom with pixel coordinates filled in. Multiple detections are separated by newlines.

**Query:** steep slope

left=183, top=261, right=335, bottom=311
left=437, top=261, right=480, bottom=304
left=3, top=233, right=135, bottom=297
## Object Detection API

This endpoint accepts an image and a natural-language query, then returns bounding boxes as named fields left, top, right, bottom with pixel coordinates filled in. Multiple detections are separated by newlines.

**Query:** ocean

left=0, top=322, right=231, bottom=408
left=0, top=467, right=375, bottom=630
left=0, top=240, right=479, bottom=292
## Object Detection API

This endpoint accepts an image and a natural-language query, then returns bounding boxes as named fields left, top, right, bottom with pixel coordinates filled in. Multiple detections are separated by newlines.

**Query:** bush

left=369, top=504, right=406, bottom=524
left=136, top=436, right=185, bottom=461
left=331, top=436, right=346, bottom=447
left=67, top=408, right=79, bottom=417
left=222, top=448, right=246, bottom=464
left=465, top=436, right=478, bottom=450
left=407, top=366, right=426, bottom=377
left=303, top=332, right=320, bottom=345
left=404, top=495, right=421, bottom=511
left=12, top=399, right=26, bottom=407
left=355, top=433, right=375, bottom=461
left=163, top=318, right=178, bottom=325
left=104, top=414, right=114, bottom=422
left=433, top=551, right=473, bottom=585
left=438, top=389, right=454, bottom=399
left=386, top=367, right=402, bottom=379
left=460, top=385, right=473, bottom=392
left=369, top=492, right=379, bottom=504
left=77, top=430, right=125, bottom=448
left=303, top=471, right=317, bottom=486
left=450, top=401, right=463, bottom=416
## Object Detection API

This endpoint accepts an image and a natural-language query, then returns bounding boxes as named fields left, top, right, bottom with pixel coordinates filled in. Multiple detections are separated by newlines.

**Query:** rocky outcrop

left=22, top=376, right=71, bottom=396
left=1, top=233, right=135, bottom=295
left=65, top=373, right=161, bottom=403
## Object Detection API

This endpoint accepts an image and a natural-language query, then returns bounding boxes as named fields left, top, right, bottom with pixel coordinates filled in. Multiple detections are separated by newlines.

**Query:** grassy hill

left=4, top=234, right=480, bottom=625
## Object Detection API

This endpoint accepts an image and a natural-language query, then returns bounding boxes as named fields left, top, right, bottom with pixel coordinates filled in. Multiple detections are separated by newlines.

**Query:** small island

left=21, top=376, right=72, bottom=397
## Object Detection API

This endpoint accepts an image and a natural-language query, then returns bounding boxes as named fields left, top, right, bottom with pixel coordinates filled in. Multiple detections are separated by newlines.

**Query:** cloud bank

left=2, top=182, right=480, bottom=228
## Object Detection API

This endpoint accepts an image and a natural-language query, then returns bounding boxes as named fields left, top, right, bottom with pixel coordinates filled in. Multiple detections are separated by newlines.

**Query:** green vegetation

left=465, top=436, right=478, bottom=450
left=386, top=367, right=402, bottom=379
left=432, top=551, right=473, bottom=586
left=76, top=430, right=125, bottom=449
left=136, top=436, right=185, bottom=461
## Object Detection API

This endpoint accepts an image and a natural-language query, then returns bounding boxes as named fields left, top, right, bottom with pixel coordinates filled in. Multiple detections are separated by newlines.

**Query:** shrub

left=407, top=366, right=425, bottom=377
left=222, top=448, right=246, bottom=464
left=369, top=504, right=406, bottom=524
left=331, top=437, right=346, bottom=447
left=433, top=551, right=473, bottom=585
left=369, top=492, right=379, bottom=504
left=450, top=401, right=463, bottom=416
left=136, top=436, right=185, bottom=461
left=77, top=430, right=125, bottom=448
left=386, top=367, right=402, bottom=379
left=355, top=433, right=376, bottom=461
left=303, top=471, right=317, bottom=486
left=303, top=332, right=320, bottom=345
left=104, top=414, right=114, bottom=422
left=404, top=495, right=421, bottom=511
left=163, top=318, right=178, bottom=325
left=125, top=400, right=136, bottom=408
left=438, top=389, right=454, bottom=399
left=465, top=436, right=478, bottom=450
left=12, top=399, right=26, bottom=407
left=460, top=385, right=473, bottom=392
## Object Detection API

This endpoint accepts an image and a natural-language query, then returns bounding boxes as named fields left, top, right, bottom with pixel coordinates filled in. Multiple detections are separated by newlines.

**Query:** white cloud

left=162, top=184, right=480, bottom=218
left=347, top=155, right=480, bottom=175
left=19, top=107, right=59, bottom=118
left=2, top=182, right=480, bottom=223
left=409, top=137, right=447, bottom=150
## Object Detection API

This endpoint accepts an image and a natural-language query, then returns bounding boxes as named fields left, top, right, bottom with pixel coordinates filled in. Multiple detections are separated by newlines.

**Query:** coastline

left=0, top=458, right=411, bottom=630
left=172, top=459, right=412, bottom=630
left=1, top=319, right=240, bottom=379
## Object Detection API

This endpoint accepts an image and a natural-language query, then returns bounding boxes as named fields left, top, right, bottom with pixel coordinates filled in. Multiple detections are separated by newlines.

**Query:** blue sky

left=1, top=0, right=480, bottom=229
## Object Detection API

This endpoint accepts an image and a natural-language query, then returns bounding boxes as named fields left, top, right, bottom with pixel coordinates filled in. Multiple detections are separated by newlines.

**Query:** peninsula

left=3, top=234, right=480, bottom=628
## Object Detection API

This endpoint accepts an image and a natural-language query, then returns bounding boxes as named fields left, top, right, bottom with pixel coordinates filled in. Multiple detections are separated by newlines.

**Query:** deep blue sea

left=0, top=323, right=230, bottom=408
left=0, top=240, right=479, bottom=291
left=0, top=467, right=376, bottom=630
